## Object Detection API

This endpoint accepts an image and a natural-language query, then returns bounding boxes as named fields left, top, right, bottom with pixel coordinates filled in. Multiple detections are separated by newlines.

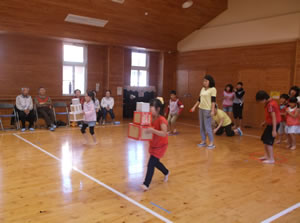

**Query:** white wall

left=178, top=0, right=300, bottom=52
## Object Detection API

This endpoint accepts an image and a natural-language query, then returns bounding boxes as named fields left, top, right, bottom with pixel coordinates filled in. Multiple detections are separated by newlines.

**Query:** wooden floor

left=0, top=120, right=300, bottom=223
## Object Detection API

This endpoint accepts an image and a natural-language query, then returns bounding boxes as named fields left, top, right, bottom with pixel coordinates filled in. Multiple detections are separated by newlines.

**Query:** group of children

left=75, top=81, right=300, bottom=190
left=276, top=86, right=300, bottom=150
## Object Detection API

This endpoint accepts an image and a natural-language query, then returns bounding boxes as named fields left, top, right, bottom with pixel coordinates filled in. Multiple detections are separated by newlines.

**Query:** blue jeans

left=103, top=109, right=115, bottom=121
left=199, top=109, right=214, bottom=143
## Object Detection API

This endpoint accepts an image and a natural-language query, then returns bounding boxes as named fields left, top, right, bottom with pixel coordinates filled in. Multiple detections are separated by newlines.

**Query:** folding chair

left=0, top=103, right=20, bottom=130
left=53, top=102, right=70, bottom=126
left=34, top=104, right=41, bottom=129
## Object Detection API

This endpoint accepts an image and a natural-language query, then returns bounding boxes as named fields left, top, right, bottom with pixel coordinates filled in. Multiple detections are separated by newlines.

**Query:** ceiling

left=0, top=0, right=227, bottom=50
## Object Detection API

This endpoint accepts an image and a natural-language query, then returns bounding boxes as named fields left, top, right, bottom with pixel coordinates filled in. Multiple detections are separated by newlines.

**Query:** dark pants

left=18, top=110, right=35, bottom=128
left=216, top=124, right=235, bottom=137
left=81, top=123, right=95, bottom=135
left=103, top=109, right=115, bottom=121
left=37, top=107, right=55, bottom=127
left=97, top=110, right=103, bottom=123
left=144, top=155, right=169, bottom=187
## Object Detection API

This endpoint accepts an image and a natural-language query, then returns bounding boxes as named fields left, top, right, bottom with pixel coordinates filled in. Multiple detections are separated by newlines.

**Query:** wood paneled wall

left=0, top=34, right=159, bottom=121
left=157, top=52, right=177, bottom=99
left=177, top=42, right=297, bottom=127
left=294, top=40, right=300, bottom=86
left=105, top=46, right=124, bottom=119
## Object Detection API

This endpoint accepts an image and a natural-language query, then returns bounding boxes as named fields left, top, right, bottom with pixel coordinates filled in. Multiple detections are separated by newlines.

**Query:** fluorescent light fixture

left=182, top=0, right=193, bottom=9
left=111, top=0, right=125, bottom=3
left=65, top=14, right=108, bottom=28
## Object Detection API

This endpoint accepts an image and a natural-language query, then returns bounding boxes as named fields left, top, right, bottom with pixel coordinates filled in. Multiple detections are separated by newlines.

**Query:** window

left=63, top=44, right=87, bottom=95
left=130, top=51, right=148, bottom=87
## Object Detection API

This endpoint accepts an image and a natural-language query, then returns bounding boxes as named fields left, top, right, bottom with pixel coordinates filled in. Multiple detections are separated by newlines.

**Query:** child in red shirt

left=141, top=99, right=169, bottom=191
left=256, top=91, right=281, bottom=164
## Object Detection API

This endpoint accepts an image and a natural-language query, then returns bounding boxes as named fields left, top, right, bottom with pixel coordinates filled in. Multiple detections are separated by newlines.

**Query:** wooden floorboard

left=0, top=121, right=299, bottom=222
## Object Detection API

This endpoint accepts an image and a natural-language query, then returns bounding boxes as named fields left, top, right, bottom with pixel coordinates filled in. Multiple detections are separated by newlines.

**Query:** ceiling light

left=182, top=0, right=193, bottom=9
left=111, top=0, right=125, bottom=4
left=65, top=14, right=108, bottom=28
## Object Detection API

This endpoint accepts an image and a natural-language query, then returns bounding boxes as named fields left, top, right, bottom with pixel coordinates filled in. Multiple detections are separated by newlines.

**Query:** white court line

left=261, top=202, right=300, bottom=223
left=0, top=123, right=128, bottom=136
left=13, top=133, right=173, bottom=223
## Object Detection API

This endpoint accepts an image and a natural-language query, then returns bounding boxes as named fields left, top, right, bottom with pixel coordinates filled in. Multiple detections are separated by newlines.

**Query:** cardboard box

left=69, top=112, right=84, bottom=121
left=72, top=98, right=80, bottom=105
left=128, top=123, right=153, bottom=141
left=70, top=104, right=82, bottom=112
left=133, top=112, right=152, bottom=126
left=136, top=102, right=150, bottom=112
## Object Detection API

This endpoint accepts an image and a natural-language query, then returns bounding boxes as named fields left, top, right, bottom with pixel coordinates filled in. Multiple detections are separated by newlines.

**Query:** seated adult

left=72, top=89, right=85, bottom=127
left=35, top=87, right=56, bottom=131
left=101, top=90, right=115, bottom=124
left=16, top=88, right=35, bottom=132
left=73, top=89, right=85, bottom=106
left=92, top=90, right=103, bottom=125
left=213, top=105, right=243, bottom=137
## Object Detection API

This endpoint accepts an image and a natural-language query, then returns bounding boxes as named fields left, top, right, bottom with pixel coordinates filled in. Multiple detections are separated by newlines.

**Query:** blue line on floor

left=150, top=202, right=171, bottom=214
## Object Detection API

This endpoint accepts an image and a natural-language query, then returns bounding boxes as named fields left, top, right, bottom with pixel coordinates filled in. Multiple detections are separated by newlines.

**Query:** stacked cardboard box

left=128, top=102, right=153, bottom=141
left=69, top=98, right=84, bottom=121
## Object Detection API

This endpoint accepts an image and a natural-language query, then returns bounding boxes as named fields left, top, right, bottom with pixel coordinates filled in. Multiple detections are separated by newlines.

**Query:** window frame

left=62, top=43, right=88, bottom=96
left=130, top=51, right=149, bottom=87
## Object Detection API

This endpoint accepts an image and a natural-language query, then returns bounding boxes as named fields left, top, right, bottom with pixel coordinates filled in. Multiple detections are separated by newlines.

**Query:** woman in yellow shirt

left=191, top=75, right=217, bottom=149
left=213, top=107, right=243, bottom=137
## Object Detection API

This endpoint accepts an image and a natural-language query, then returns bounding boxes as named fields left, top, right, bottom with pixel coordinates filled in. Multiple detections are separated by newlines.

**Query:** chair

left=34, top=104, right=41, bottom=129
left=0, top=103, right=20, bottom=130
left=53, top=102, right=70, bottom=126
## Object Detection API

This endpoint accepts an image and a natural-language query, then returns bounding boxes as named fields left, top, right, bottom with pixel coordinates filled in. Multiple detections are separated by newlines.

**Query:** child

left=141, top=99, right=169, bottom=191
left=285, top=97, right=300, bottom=150
left=288, top=86, right=300, bottom=104
left=222, top=84, right=235, bottom=121
left=256, top=91, right=281, bottom=164
left=276, top=94, right=289, bottom=144
left=92, top=90, right=103, bottom=125
left=213, top=105, right=243, bottom=137
left=81, top=91, right=98, bottom=145
left=165, top=90, right=184, bottom=135
left=233, top=82, right=245, bottom=129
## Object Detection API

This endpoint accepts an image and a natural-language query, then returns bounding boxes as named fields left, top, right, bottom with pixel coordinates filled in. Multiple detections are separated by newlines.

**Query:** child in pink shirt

left=81, top=91, right=97, bottom=145
left=222, top=84, right=235, bottom=121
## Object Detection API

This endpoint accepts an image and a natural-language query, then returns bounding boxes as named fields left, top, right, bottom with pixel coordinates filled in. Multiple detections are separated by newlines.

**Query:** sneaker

left=51, top=124, right=57, bottom=129
left=197, top=142, right=207, bottom=148
left=140, top=184, right=149, bottom=191
left=29, top=128, right=35, bottom=131
left=49, top=127, right=55, bottom=131
left=21, top=128, right=26, bottom=132
left=207, top=144, right=216, bottom=149
left=164, top=172, right=170, bottom=182
left=237, top=128, right=243, bottom=136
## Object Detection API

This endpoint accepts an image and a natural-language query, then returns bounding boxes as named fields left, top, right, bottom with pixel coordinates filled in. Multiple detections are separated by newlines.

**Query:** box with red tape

left=128, top=123, right=153, bottom=141
left=133, top=112, right=152, bottom=126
